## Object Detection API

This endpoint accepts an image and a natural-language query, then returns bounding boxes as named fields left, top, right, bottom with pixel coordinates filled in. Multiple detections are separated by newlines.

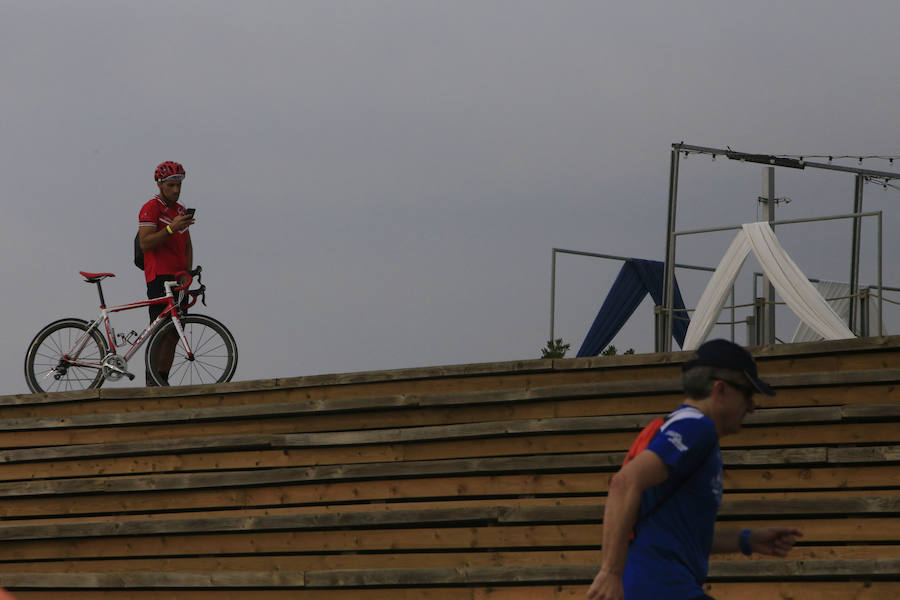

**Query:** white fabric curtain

left=682, top=232, right=752, bottom=350
left=683, top=222, right=855, bottom=350
left=791, top=280, right=881, bottom=343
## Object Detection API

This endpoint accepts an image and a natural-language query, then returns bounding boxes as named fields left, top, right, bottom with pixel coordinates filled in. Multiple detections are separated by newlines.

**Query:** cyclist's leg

left=146, top=276, right=179, bottom=386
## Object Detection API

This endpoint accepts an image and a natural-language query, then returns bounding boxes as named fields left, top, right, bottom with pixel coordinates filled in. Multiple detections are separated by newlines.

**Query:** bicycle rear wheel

left=145, top=314, right=237, bottom=387
left=25, top=318, right=108, bottom=393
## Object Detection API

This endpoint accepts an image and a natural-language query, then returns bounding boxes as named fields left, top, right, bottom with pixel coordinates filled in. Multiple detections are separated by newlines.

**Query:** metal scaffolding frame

left=661, top=142, right=899, bottom=352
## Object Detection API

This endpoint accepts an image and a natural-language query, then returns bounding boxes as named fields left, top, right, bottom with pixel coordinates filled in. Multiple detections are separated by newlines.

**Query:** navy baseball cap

left=682, top=339, right=775, bottom=396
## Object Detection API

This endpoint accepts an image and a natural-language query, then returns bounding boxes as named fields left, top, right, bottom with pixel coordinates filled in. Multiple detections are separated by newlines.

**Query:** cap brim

left=745, top=371, right=775, bottom=396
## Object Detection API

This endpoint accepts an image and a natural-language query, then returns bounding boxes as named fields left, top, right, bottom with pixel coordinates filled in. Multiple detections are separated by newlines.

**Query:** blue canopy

left=576, top=259, right=690, bottom=357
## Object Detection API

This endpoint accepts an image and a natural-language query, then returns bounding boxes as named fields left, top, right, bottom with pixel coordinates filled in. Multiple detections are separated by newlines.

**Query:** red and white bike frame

left=64, top=274, right=199, bottom=377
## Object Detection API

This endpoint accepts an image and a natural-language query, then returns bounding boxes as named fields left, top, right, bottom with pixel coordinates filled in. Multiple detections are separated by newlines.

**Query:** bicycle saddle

left=80, top=271, right=115, bottom=283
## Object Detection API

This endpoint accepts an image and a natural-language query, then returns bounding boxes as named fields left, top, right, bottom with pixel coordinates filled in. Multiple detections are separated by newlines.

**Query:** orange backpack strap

left=624, top=413, right=710, bottom=539
left=623, top=417, right=665, bottom=466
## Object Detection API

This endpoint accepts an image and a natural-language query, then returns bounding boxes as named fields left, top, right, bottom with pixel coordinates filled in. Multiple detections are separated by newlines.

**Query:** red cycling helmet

left=154, top=161, right=186, bottom=182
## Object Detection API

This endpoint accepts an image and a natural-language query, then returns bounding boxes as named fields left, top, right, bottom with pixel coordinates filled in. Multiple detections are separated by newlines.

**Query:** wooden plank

left=305, top=566, right=594, bottom=587
left=0, top=550, right=604, bottom=573
left=716, top=496, right=900, bottom=516
left=4, top=475, right=896, bottom=523
left=0, top=430, right=830, bottom=471
left=723, top=465, right=900, bottom=490
left=1, top=380, right=894, bottom=436
left=0, top=517, right=896, bottom=561
left=758, top=382, right=900, bottom=409
left=0, top=525, right=603, bottom=560
left=3, top=487, right=900, bottom=527
left=723, top=422, right=900, bottom=448
left=0, top=588, right=595, bottom=599
left=4, top=370, right=898, bottom=424
left=0, top=571, right=308, bottom=588
left=0, top=545, right=896, bottom=573
left=0, top=443, right=846, bottom=488
left=6, top=586, right=899, bottom=600
left=0, top=445, right=832, bottom=485
left=2, top=373, right=898, bottom=444
left=704, top=582, right=900, bottom=600
left=708, top=558, right=900, bottom=578
left=764, top=367, right=900, bottom=388
left=843, top=402, right=900, bottom=419
left=0, top=402, right=892, bottom=455
left=0, top=502, right=898, bottom=543
left=16, top=559, right=881, bottom=592
left=0, top=440, right=893, bottom=497
left=829, top=445, right=900, bottom=463
left=7, top=334, right=900, bottom=409
left=306, top=559, right=900, bottom=587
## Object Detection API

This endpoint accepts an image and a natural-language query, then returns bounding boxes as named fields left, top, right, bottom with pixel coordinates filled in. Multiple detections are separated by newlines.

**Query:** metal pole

left=878, top=211, right=883, bottom=335
left=761, top=167, right=776, bottom=344
left=676, top=211, right=882, bottom=237
left=849, top=174, right=864, bottom=333
left=662, top=145, right=681, bottom=352
left=550, top=249, right=557, bottom=342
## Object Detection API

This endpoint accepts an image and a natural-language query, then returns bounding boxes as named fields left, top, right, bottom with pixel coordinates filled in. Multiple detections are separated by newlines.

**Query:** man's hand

left=169, top=214, right=195, bottom=232
left=586, top=568, right=623, bottom=600
left=751, top=527, right=803, bottom=557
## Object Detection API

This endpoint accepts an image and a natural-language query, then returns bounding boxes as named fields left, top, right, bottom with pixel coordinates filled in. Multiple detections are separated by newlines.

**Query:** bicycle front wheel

left=145, top=314, right=237, bottom=387
left=25, top=318, right=109, bottom=393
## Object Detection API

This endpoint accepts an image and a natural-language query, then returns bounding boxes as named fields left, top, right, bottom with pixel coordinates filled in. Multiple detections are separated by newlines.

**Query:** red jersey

left=138, top=196, right=190, bottom=283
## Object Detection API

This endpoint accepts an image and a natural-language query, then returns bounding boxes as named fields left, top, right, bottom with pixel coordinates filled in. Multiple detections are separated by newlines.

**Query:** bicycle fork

left=171, top=315, right=195, bottom=362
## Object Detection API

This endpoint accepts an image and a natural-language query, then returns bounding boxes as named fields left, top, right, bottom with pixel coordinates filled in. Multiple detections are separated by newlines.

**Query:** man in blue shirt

left=587, top=339, right=802, bottom=600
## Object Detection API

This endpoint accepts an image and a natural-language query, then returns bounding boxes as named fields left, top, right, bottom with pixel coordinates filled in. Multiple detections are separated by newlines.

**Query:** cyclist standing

left=138, top=161, right=195, bottom=386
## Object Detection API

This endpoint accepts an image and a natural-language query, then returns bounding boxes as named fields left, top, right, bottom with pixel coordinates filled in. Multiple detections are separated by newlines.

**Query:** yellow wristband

left=166, top=225, right=174, bottom=235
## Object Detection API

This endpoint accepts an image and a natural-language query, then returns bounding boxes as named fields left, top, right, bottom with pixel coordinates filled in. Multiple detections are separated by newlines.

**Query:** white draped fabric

left=682, top=222, right=855, bottom=350
left=791, top=280, right=880, bottom=343
left=682, top=231, right=752, bottom=350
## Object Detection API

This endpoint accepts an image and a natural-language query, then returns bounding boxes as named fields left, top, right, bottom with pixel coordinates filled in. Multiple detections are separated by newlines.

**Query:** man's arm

left=586, top=450, right=669, bottom=600
left=138, top=215, right=194, bottom=253
left=712, top=526, right=803, bottom=556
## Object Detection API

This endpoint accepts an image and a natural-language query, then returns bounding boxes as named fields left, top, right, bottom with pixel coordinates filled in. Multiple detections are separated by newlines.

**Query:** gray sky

left=4, top=1, right=900, bottom=393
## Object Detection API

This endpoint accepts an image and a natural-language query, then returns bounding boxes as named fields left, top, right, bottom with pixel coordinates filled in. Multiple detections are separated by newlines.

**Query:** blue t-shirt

left=622, top=405, right=723, bottom=600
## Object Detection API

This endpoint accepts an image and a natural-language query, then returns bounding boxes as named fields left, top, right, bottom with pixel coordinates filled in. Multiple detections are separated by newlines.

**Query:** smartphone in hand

left=185, top=208, right=196, bottom=218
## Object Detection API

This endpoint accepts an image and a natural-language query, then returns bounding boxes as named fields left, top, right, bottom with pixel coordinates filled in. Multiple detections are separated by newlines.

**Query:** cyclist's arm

left=138, top=225, right=168, bottom=252
left=139, top=215, right=193, bottom=252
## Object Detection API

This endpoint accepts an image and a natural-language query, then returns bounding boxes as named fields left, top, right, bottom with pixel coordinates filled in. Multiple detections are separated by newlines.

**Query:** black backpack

left=134, top=233, right=144, bottom=270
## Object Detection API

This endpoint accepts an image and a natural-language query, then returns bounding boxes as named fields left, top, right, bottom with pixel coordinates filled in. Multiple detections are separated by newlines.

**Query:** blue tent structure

left=576, top=258, right=690, bottom=357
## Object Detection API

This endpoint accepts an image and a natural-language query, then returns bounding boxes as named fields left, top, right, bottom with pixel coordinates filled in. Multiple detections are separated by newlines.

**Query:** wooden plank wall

left=0, top=336, right=898, bottom=598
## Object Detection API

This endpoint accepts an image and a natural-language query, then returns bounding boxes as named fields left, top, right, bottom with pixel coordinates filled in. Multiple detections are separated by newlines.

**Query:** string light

left=775, top=153, right=900, bottom=166
left=864, top=176, right=900, bottom=193
left=676, top=144, right=900, bottom=181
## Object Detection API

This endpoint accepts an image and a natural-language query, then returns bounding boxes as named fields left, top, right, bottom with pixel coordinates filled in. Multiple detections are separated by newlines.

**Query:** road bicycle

left=24, top=266, right=237, bottom=393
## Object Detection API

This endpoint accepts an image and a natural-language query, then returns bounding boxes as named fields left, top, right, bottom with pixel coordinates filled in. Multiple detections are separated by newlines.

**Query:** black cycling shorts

left=147, top=275, right=189, bottom=322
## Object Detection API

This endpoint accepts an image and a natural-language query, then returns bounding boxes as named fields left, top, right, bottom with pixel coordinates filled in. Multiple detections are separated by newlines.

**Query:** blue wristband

left=739, top=529, right=753, bottom=556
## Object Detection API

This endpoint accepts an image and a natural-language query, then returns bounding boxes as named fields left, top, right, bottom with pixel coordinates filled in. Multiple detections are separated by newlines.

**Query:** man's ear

left=710, top=379, right=727, bottom=400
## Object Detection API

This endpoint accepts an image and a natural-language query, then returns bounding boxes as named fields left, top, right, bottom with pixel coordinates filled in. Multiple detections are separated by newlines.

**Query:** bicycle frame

left=63, top=281, right=197, bottom=379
